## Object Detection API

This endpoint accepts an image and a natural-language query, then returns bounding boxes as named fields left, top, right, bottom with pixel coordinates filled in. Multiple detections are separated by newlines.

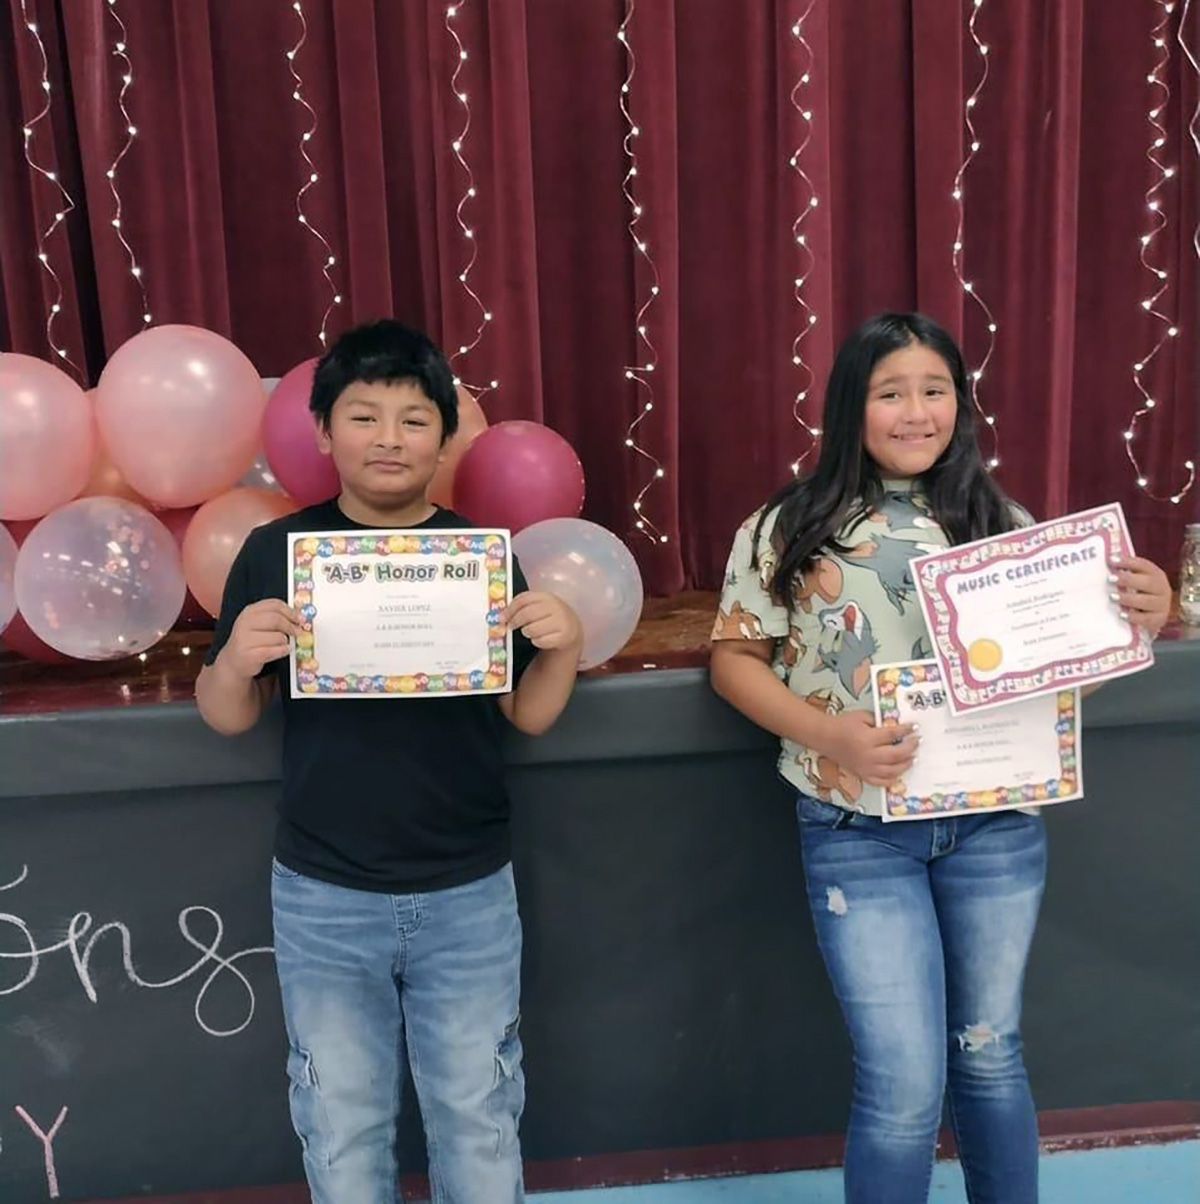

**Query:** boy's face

left=317, top=380, right=445, bottom=505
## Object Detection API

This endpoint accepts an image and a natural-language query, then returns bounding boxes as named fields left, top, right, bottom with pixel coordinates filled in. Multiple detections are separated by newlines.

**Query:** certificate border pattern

left=875, top=661, right=1079, bottom=819
left=292, top=531, right=510, bottom=696
left=912, top=504, right=1149, bottom=711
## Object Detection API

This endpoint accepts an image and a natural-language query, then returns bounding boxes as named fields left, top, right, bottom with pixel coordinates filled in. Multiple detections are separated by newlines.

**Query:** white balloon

left=512, top=518, right=644, bottom=669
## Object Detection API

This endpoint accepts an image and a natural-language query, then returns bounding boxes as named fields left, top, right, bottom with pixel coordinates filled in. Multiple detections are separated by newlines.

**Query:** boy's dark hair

left=310, top=320, right=459, bottom=442
left=754, top=311, right=1018, bottom=609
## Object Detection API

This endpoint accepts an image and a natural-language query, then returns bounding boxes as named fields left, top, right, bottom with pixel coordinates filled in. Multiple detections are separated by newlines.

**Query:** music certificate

left=287, top=528, right=514, bottom=698
left=910, top=503, right=1153, bottom=714
left=873, top=661, right=1083, bottom=822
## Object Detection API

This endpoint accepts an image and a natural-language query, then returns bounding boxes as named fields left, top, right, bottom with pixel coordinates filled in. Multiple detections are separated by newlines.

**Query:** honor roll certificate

left=872, top=661, right=1083, bottom=822
left=288, top=529, right=514, bottom=698
left=910, top=503, right=1153, bottom=714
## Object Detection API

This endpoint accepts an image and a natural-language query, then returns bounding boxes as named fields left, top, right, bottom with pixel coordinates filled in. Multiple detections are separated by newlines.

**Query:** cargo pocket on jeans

left=286, top=1044, right=332, bottom=1170
left=489, top=1012, right=525, bottom=1156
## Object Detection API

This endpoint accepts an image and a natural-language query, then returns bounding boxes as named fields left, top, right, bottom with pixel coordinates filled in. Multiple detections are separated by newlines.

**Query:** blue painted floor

left=534, top=1141, right=1199, bottom=1203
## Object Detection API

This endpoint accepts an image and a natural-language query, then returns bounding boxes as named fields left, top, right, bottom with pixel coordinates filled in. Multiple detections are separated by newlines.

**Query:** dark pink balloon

left=262, top=358, right=340, bottom=505
left=451, top=421, right=585, bottom=534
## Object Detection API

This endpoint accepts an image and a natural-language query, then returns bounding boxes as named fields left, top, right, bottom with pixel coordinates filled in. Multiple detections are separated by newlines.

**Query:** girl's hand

left=1111, top=557, right=1172, bottom=639
left=819, top=710, right=919, bottom=789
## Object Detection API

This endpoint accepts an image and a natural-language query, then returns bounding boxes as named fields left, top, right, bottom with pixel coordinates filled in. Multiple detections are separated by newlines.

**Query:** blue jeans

left=271, top=860, right=525, bottom=1204
left=798, top=794, right=1046, bottom=1204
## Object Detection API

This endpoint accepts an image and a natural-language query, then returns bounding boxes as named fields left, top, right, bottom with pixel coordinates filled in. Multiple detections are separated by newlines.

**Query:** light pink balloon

left=182, top=487, right=298, bottom=617
left=95, top=325, right=266, bottom=509
left=262, top=358, right=340, bottom=506
left=77, top=390, right=152, bottom=506
left=512, top=518, right=643, bottom=669
left=0, top=354, right=93, bottom=521
left=14, top=497, right=186, bottom=660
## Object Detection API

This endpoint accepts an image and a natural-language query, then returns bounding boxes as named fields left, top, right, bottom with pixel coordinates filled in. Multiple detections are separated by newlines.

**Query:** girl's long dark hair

left=755, top=312, right=1018, bottom=607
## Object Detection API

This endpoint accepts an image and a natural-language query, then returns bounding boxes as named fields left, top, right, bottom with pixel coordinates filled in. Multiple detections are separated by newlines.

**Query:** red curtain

left=2, top=0, right=1197, bottom=594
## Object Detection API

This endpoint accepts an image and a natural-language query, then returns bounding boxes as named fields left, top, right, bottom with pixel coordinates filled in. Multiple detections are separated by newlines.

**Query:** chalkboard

left=2, top=660, right=1198, bottom=1200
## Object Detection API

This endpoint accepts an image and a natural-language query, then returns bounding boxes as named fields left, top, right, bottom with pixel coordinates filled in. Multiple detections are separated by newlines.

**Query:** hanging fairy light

left=951, top=0, right=1001, bottom=470
left=444, top=2, right=498, bottom=406
left=17, top=0, right=81, bottom=378
left=1123, top=0, right=1195, bottom=505
left=787, top=1, right=821, bottom=476
left=103, top=0, right=151, bottom=328
left=1181, top=0, right=1200, bottom=261
left=618, top=0, right=668, bottom=545
left=287, top=1, right=342, bottom=350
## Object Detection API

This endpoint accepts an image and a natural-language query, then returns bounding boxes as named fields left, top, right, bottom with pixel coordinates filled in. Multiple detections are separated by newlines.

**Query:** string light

left=103, top=0, right=151, bottom=327
left=287, top=1, right=341, bottom=349
left=17, top=0, right=81, bottom=378
left=444, top=1, right=497, bottom=405
left=951, top=0, right=1001, bottom=470
left=1178, top=0, right=1200, bottom=261
left=618, top=0, right=668, bottom=545
left=1124, top=1, right=1195, bottom=505
left=787, top=2, right=822, bottom=476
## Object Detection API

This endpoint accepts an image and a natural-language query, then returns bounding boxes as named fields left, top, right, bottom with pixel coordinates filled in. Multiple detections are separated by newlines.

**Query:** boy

left=196, top=320, right=582, bottom=1203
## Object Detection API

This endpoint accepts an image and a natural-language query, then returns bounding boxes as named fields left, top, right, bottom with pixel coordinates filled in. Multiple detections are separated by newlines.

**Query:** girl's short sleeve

left=711, top=509, right=790, bottom=641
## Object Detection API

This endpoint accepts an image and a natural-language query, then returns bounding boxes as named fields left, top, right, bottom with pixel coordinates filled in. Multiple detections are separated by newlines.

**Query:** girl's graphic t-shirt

left=713, top=479, right=1030, bottom=815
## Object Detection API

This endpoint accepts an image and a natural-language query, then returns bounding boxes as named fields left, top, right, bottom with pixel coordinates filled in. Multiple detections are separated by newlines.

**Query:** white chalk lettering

left=14, top=1105, right=67, bottom=1199
left=0, top=866, right=272, bottom=1038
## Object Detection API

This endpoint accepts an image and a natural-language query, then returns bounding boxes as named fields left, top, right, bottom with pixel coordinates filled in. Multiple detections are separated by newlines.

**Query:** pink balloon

left=95, top=325, right=266, bottom=509
left=0, top=353, right=93, bottom=520
left=182, top=487, right=298, bottom=617
left=14, top=497, right=186, bottom=660
left=452, top=421, right=585, bottom=534
left=159, top=507, right=216, bottom=627
left=262, top=358, right=340, bottom=506
left=429, top=386, right=489, bottom=508
left=77, top=390, right=152, bottom=506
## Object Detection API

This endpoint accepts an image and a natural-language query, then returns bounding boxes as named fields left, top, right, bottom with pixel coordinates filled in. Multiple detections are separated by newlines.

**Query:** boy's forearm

left=503, top=644, right=580, bottom=735
left=195, top=656, right=266, bottom=736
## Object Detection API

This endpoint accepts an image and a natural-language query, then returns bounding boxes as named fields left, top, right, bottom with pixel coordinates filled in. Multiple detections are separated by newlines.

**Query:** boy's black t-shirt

left=204, top=499, right=538, bottom=894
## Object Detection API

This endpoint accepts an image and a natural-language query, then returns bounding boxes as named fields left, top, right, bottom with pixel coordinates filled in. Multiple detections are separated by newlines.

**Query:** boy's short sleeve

left=711, top=509, right=790, bottom=642
left=205, top=536, right=269, bottom=675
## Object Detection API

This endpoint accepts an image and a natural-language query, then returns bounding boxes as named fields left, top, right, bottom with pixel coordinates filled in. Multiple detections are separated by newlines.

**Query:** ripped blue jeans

left=271, top=860, right=524, bottom=1204
left=798, top=794, right=1046, bottom=1204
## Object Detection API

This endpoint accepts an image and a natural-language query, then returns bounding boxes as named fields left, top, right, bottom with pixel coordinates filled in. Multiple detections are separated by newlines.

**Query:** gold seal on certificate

left=872, top=661, right=1083, bottom=822
left=910, top=502, right=1154, bottom=714
left=287, top=528, right=514, bottom=698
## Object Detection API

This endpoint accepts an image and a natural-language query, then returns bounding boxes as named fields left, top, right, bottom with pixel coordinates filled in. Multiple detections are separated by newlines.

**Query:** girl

left=709, top=312, right=1171, bottom=1204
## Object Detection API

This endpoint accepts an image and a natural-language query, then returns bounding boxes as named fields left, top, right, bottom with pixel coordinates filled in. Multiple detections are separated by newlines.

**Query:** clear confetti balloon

left=14, top=497, right=186, bottom=660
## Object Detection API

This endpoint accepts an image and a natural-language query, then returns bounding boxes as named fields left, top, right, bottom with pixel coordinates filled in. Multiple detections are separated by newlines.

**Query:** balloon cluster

left=1, top=326, right=644, bottom=667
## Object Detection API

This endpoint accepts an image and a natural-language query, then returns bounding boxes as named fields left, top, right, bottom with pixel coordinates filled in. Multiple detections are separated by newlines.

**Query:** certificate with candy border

left=910, top=503, right=1153, bottom=714
left=872, top=660, right=1082, bottom=822
left=287, top=528, right=513, bottom=699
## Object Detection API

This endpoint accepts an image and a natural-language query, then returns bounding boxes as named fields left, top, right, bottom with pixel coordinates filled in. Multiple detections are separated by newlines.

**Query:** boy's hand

left=501, top=591, right=583, bottom=653
left=219, top=599, right=304, bottom=680
left=1110, top=556, right=1172, bottom=639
